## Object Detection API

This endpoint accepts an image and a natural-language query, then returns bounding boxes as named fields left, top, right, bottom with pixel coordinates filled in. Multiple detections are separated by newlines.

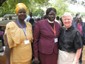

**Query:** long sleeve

left=33, top=22, right=40, bottom=58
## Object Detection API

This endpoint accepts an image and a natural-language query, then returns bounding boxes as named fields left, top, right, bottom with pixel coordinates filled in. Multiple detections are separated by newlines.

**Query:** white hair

left=62, top=12, right=73, bottom=19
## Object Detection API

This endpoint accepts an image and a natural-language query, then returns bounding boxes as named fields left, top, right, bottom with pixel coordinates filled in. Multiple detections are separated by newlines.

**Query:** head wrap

left=15, top=3, right=28, bottom=14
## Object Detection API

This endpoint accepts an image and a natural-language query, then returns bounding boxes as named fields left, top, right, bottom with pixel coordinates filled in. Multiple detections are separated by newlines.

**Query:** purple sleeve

left=33, top=22, right=40, bottom=58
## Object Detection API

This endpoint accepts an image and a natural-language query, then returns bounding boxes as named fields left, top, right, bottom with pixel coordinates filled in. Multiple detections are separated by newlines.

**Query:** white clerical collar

left=47, top=19, right=54, bottom=23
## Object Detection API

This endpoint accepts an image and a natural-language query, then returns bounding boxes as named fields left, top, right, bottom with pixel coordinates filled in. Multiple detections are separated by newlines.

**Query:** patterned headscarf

left=15, top=3, right=28, bottom=14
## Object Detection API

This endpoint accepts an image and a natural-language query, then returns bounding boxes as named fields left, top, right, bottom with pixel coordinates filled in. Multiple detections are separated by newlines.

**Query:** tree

left=0, top=0, right=6, bottom=6
left=0, top=0, right=49, bottom=17
left=51, top=0, right=68, bottom=17
left=0, top=0, right=69, bottom=17
left=33, top=0, right=49, bottom=5
left=33, top=8, right=44, bottom=16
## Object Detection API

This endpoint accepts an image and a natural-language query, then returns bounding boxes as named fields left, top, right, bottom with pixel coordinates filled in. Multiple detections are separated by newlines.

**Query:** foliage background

left=1, top=0, right=84, bottom=17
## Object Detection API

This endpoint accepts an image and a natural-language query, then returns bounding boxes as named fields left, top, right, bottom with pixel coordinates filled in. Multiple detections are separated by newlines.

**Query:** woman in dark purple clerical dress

left=33, top=7, right=61, bottom=64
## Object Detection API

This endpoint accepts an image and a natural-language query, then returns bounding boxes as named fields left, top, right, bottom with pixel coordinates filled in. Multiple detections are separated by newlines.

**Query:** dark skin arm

left=4, top=34, right=11, bottom=64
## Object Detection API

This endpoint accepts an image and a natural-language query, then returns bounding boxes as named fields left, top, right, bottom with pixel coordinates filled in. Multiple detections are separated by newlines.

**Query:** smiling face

left=17, top=8, right=27, bottom=21
left=62, top=15, right=73, bottom=28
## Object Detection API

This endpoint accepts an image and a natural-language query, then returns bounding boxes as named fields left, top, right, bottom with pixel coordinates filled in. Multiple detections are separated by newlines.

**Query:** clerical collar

left=63, top=26, right=73, bottom=31
left=47, top=19, right=54, bottom=23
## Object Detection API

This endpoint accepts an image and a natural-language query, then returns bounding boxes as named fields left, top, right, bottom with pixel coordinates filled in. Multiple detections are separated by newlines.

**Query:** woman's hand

left=72, top=59, right=79, bottom=64
left=32, top=57, right=40, bottom=64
